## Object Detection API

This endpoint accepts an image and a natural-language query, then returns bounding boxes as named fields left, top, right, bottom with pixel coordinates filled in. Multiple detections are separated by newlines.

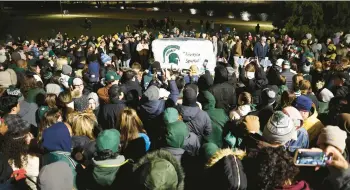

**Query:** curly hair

left=256, top=147, right=299, bottom=190
left=0, top=132, right=29, bottom=169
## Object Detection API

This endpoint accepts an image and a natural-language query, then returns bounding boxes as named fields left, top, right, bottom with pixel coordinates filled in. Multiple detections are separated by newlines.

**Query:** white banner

left=152, top=38, right=216, bottom=74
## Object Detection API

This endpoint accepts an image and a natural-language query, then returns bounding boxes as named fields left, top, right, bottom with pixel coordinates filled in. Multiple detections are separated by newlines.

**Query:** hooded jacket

left=202, top=149, right=247, bottom=190
left=209, top=65, right=237, bottom=112
left=177, top=104, right=212, bottom=142
left=132, top=150, right=185, bottom=190
left=162, top=108, right=201, bottom=160
left=202, top=90, right=229, bottom=148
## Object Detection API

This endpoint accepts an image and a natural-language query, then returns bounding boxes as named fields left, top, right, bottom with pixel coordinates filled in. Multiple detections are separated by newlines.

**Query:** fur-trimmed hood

left=206, top=148, right=246, bottom=168
left=133, top=150, right=185, bottom=190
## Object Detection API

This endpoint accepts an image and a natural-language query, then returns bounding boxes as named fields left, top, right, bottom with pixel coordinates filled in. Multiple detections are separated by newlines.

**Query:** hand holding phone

left=294, top=149, right=332, bottom=167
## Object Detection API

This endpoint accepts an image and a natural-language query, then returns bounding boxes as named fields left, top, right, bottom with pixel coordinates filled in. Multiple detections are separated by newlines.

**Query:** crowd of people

left=0, top=17, right=350, bottom=190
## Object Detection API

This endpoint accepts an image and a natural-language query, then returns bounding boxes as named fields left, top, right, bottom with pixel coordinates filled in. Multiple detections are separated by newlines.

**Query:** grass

left=0, top=9, right=273, bottom=40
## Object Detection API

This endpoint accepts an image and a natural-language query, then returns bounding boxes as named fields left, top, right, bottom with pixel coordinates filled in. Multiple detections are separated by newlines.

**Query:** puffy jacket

left=202, top=91, right=229, bottom=147
left=88, top=61, right=100, bottom=83
left=177, top=105, right=212, bottom=142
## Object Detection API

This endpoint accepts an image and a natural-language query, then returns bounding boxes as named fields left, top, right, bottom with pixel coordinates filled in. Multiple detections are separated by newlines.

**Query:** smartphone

left=294, top=149, right=332, bottom=167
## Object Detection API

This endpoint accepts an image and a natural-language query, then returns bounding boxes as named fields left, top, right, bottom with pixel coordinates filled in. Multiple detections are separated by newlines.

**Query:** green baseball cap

left=105, top=71, right=121, bottom=82
left=96, top=129, right=120, bottom=153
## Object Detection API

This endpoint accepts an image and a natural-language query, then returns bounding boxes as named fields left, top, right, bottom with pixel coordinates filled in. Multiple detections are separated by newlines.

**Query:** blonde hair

left=119, top=107, right=146, bottom=150
left=238, top=92, right=252, bottom=105
left=71, top=112, right=96, bottom=140
left=314, top=61, right=323, bottom=71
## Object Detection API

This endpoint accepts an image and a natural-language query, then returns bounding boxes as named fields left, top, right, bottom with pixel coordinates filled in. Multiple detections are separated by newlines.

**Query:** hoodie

left=202, top=91, right=229, bottom=148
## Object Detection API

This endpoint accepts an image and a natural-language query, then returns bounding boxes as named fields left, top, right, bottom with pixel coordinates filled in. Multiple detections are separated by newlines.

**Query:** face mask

left=246, top=72, right=255, bottom=79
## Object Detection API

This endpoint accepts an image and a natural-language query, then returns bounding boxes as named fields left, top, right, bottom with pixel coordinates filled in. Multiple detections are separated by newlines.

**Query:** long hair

left=71, top=112, right=96, bottom=140
left=0, top=131, right=30, bottom=169
left=20, top=75, right=38, bottom=98
left=45, top=94, right=57, bottom=109
left=119, top=107, right=146, bottom=150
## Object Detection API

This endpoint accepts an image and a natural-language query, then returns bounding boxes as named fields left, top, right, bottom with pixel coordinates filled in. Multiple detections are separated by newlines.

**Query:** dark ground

left=0, top=9, right=272, bottom=40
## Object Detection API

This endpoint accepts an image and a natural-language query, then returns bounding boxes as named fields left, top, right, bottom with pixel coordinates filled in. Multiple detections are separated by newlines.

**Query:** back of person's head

left=71, top=112, right=96, bottom=140
left=20, top=75, right=38, bottom=97
left=108, top=84, right=123, bottom=101
left=132, top=62, right=142, bottom=71
left=121, top=69, right=136, bottom=83
left=281, top=91, right=296, bottom=108
left=16, top=59, right=27, bottom=69
left=292, top=73, right=304, bottom=92
left=119, top=107, right=145, bottom=149
left=214, top=65, right=228, bottom=84
left=291, top=62, right=298, bottom=72
left=256, top=147, right=300, bottom=190
left=0, top=96, right=19, bottom=115
left=245, top=63, right=255, bottom=73
left=175, top=76, right=185, bottom=92
left=299, top=80, right=311, bottom=95
left=57, top=90, right=72, bottom=107
left=238, top=92, right=252, bottom=106
left=314, top=61, right=323, bottom=71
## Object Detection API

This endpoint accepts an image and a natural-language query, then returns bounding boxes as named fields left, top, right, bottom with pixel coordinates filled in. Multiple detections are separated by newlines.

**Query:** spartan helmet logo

left=163, top=45, right=180, bottom=64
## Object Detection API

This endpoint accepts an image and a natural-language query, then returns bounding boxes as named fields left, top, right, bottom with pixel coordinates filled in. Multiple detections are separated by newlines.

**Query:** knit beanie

left=62, top=65, right=72, bottom=75
left=292, top=95, right=313, bottom=112
left=242, top=115, right=260, bottom=133
left=74, top=96, right=89, bottom=112
left=318, top=88, right=334, bottom=102
left=263, top=111, right=296, bottom=145
left=183, top=87, right=197, bottom=107
left=45, top=83, right=61, bottom=96
left=317, top=125, right=347, bottom=153
left=144, top=85, right=160, bottom=101
left=42, top=122, right=71, bottom=152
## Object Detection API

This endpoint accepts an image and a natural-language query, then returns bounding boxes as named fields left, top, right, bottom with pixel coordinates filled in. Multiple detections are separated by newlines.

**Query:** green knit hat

left=96, top=129, right=120, bottom=153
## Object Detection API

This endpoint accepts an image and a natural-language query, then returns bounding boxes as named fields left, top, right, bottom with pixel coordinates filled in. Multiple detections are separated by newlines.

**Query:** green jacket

left=202, top=90, right=229, bottom=148
left=92, top=155, right=126, bottom=187
left=25, top=88, right=46, bottom=103
left=42, top=151, right=77, bottom=188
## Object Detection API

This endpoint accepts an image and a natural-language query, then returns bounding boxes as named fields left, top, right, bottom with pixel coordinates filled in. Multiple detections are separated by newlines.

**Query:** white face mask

left=246, top=72, right=255, bottom=79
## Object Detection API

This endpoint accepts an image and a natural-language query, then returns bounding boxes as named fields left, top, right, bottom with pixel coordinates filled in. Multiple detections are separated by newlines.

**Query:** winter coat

left=249, top=104, right=274, bottom=131
left=303, top=105, right=324, bottom=142
left=76, top=155, right=127, bottom=190
left=233, top=41, right=242, bottom=57
left=332, top=86, right=349, bottom=98
left=239, top=66, right=268, bottom=105
left=120, top=80, right=142, bottom=108
left=254, top=42, right=269, bottom=59
left=310, top=69, right=324, bottom=92
left=209, top=66, right=237, bottom=112
left=87, top=61, right=100, bottom=83
left=202, top=149, right=247, bottom=190
left=98, top=100, right=126, bottom=130
left=25, top=88, right=46, bottom=104
left=177, top=105, right=212, bottom=142
left=281, top=69, right=295, bottom=91
left=202, top=90, right=229, bottom=148
left=122, top=43, right=131, bottom=61
left=122, top=137, right=148, bottom=162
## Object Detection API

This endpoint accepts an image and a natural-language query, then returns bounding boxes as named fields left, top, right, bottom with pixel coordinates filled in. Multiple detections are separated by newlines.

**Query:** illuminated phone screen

left=296, top=151, right=331, bottom=166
